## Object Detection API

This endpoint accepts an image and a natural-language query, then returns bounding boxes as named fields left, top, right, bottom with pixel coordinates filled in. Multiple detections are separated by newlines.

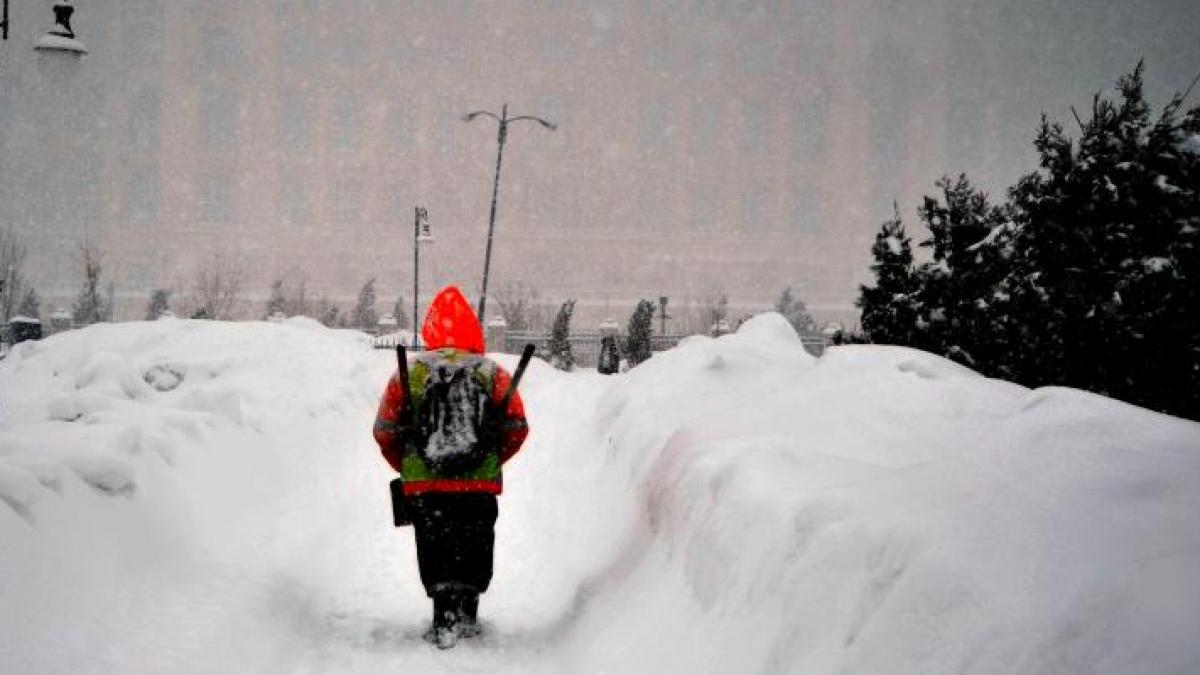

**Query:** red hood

left=421, top=285, right=485, bottom=354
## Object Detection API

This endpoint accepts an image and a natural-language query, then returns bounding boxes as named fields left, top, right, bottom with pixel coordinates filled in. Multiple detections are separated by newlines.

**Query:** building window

left=736, top=39, right=779, bottom=77
left=741, top=189, right=767, bottom=232
left=741, top=101, right=768, bottom=155
left=638, top=100, right=667, bottom=152
left=791, top=185, right=825, bottom=234
left=691, top=180, right=718, bottom=231
left=283, top=30, right=316, bottom=64
left=280, top=179, right=310, bottom=228
left=127, top=166, right=159, bottom=224
left=122, top=2, right=164, bottom=65
left=435, top=98, right=459, bottom=155
left=129, top=86, right=160, bottom=154
left=202, top=26, right=241, bottom=71
left=282, top=90, right=312, bottom=152
left=388, top=104, right=410, bottom=148
left=331, top=175, right=361, bottom=224
left=202, top=85, right=238, bottom=149
left=333, top=92, right=359, bottom=149
left=792, top=86, right=829, bottom=162
left=201, top=172, right=232, bottom=223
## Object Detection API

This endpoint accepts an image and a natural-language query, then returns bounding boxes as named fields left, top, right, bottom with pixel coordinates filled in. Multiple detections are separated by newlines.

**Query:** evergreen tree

left=548, top=299, right=576, bottom=371
left=775, top=286, right=817, bottom=338
left=912, top=176, right=1012, bottom=369
left=351, top=278, right=379, bottom=330
left=17, top=287, right=40, bottom=320
left=856, top=63, right=1200, bottom=420
left=72, top=241, right=106, bottom=325
left=625, top=299, right=656, bottom=367
left=146, top=288, right=171, bottom=320
left=1006, top=62, right=1200, bottom=416
left=858, top=205, right=919, bottom=346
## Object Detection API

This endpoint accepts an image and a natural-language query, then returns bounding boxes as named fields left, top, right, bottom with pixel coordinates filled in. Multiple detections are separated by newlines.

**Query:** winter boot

left=423, top=592, right=460, bottom=649
left=456, top=593, right=481, bottom=639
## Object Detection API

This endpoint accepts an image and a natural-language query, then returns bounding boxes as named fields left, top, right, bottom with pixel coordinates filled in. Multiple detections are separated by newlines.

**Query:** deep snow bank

left=565, top=313, right=1200, bottom=673
left=2, top=314, right=1199, bottom=674
left=0, top=318, right=387, bottom=674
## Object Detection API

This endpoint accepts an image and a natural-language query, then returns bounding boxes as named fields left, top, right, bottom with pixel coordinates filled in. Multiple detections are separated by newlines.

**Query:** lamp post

left=0, top=1, right=86, bottom=329
left=462, top=104, right=555, bottom=324
left=412, top=206, right=433, bottom=349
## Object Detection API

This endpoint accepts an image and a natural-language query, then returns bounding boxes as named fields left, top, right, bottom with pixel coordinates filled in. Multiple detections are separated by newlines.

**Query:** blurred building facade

left=3, top=1, right=962, bottom=327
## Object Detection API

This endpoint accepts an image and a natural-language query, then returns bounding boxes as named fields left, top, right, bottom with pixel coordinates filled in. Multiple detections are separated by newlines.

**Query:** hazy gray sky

left=1, top=1, right=1198, bottom=327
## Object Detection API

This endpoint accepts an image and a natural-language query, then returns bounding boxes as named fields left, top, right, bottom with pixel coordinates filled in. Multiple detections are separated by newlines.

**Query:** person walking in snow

left=372, top=285, right=529, bottom=648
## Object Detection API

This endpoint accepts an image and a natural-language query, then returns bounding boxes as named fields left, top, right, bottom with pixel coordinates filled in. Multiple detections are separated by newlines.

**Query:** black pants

left=409, top=493, right=498, bottom=597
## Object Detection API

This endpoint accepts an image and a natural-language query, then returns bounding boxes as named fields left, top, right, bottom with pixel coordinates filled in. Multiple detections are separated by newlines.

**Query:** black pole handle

left=498, top=343, right=536, bottom=413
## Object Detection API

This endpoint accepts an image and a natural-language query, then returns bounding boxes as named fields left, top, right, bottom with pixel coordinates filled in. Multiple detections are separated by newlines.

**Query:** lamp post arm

left=463, top=110, right=502, bottom=124
left=508, top=115, right=557, bottom=131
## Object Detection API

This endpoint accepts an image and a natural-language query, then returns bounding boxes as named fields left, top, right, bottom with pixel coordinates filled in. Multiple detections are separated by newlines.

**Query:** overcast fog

left=1, top=0, right=1198, bottom=329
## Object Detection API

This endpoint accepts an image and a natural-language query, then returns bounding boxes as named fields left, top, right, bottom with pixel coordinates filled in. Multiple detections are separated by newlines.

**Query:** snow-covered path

left=258, top=351, right=632, bottom=674
left=3, top=316, right=1200, bottom=674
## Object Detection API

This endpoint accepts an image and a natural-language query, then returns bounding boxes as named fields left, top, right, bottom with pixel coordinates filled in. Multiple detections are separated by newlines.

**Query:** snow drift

left=1, top=314, right=1198, bottom=674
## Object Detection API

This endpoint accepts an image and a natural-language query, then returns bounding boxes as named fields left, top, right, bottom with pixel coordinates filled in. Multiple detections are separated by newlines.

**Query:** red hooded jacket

left=372, top=286, right=529, bottom=495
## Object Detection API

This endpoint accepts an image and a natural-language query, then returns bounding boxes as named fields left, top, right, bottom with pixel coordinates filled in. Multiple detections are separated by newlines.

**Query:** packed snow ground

left=1, top=315, right=1198, bottom=674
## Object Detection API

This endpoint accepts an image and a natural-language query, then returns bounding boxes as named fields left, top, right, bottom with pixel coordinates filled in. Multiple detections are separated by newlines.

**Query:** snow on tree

left=911, top=175, right=1012, bottom=369
left=857, top=63, right=1200, bottom=420
left=1005, top=61, right=1200, bottom=417
left=548, top=299, right=576, bottom=371
left=624, top=299, right=656, bottom=367
left=858, top=204, right=920, bottom=347
left=351, top=278, right=378, bottom=331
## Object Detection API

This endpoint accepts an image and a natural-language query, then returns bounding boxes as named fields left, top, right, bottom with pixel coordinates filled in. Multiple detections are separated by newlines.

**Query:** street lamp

left=412, top=206, right=434, bottom=349
left=462, top=103, right=555, bottom=324
left=2, top=1, right=87, bottom=54
left=33, top=2, right=87, bottom=55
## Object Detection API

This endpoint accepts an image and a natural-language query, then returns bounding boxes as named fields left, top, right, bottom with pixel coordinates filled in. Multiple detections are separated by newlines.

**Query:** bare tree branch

left=191, top=252, right=247, bottom=320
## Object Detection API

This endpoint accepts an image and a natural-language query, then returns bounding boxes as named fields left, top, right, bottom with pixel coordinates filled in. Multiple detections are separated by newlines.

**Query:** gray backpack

left=414, top=354, right=493, bottom=475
